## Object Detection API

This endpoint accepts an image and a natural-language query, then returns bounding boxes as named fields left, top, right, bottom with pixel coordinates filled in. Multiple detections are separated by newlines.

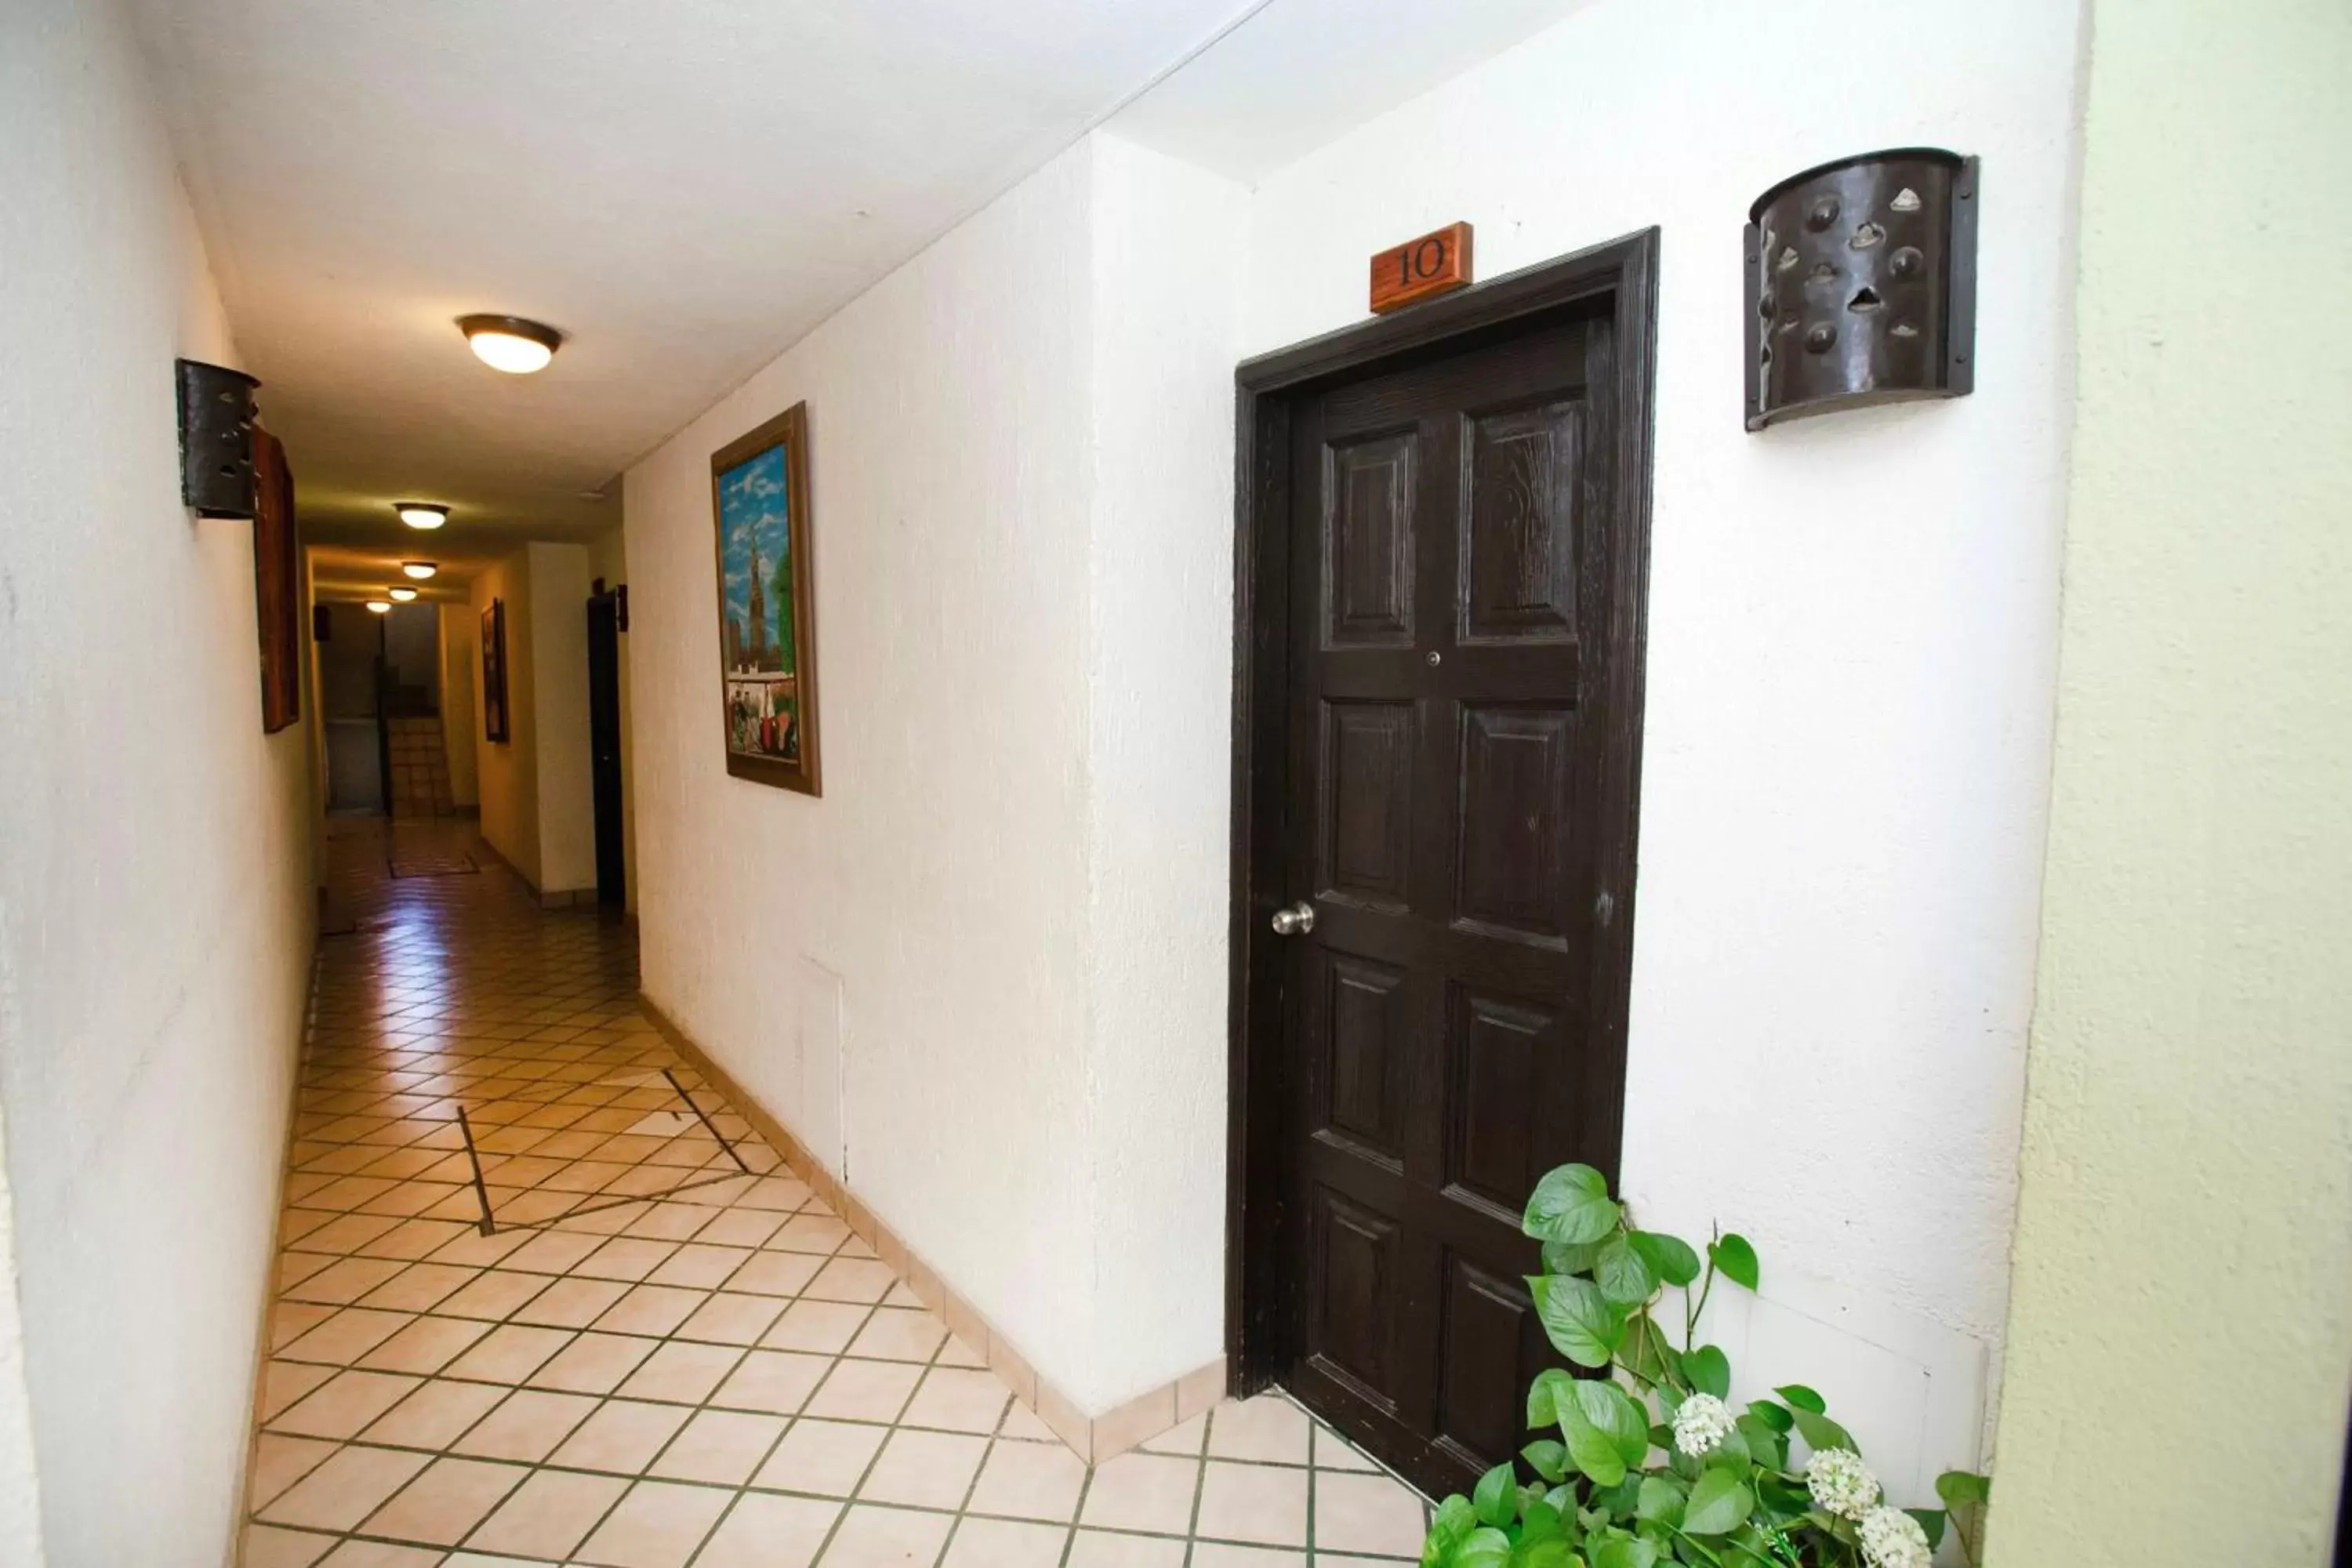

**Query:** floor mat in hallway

left=244, top=822, right=1430, bottom=1568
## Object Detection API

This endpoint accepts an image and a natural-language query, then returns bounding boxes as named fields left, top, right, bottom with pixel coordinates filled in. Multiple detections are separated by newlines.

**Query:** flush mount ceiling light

left=387, top=585, right=419, bottom=602
left=365, top=599, right=392, bottom=614
left=395, top=502, right=449, bottom=530
left=458, top=314, right=563, bottom=374
left=401, top=561, right=438, bottom=579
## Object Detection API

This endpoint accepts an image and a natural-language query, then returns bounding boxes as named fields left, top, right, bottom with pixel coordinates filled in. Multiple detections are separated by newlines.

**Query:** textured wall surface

left=623, top=0, right=2089, bottom=1440
left=469, top=543, right=596, bottom=895
left=1081, top=134, right=1247, bottom=1405
left=626, top=143, right=1105, bottom=1401
left=1241, top=0, right=2086, bottom=1498
left=528, top=541, right=597, bottom=896
left=0, top=0, right=318, bottom=1559
left=472, top=550, right=542, bottom=887
left=1988, top=2, right=2352, bottom=1561
left=440, top=605, right=481, bottom=808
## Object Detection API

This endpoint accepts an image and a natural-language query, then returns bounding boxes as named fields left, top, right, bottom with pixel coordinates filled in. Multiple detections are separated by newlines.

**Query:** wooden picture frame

left=481, top=597, right=510, bottom=743
left=251, top=426, right=302, bottom=733
left=710, top=401, right=820, bottom=794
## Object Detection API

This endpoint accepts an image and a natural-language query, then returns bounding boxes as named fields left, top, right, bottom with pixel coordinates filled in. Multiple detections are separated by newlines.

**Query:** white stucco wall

left=627, top=143, right=1105, bottom=1394
left=626, top=0, right=2086, bottom=1446
left=0, top=0, right=318, bottom=1560
left=1989, top=2, right=2352, bottom=1562
left=470, top=542, right=597, bottom=895
left=0, top=1109, right=45, bottom=1566
left=1082, top=134, right=1249, bottom=1406
left=529, top=541, right=597, bottom=896
left=1235, top=0, right=2085, bottom=1496
left=474, top=549, right=543, bottom=887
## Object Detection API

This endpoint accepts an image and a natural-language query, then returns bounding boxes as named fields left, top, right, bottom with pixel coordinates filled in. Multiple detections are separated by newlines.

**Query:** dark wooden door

left=1264, top=290, right=1646, bottom=1497
left=586, top=592, right=626, bottom=906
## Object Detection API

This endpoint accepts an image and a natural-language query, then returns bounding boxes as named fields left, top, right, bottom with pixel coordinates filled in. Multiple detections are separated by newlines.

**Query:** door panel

left=1456, top=703, right=1578, bottom=946
left=1461, top=399, right=1583, bottom=644
left=1270, top=305, right=1637, bottom=1497
left=1325, top=431, right=1420, bottom=648
left=1322, top=699, right=1417, bottom=910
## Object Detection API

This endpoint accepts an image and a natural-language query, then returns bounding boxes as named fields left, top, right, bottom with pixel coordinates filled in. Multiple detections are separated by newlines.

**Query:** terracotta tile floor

left=241, top=820, right=1430, bottom=1567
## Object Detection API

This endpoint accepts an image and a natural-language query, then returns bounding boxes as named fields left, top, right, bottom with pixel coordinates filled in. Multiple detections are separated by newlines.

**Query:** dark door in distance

left=586, top=590, right=626, bottom=906
left=1275, top=306, right=1640, bottom=1495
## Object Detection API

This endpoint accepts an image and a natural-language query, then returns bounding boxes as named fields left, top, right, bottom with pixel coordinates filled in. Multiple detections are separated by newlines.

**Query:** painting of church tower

left=711, top=401, right=819, bottom=795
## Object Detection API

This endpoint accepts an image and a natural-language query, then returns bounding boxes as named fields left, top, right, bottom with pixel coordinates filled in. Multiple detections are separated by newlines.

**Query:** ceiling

left=307, top=543, right=503, bottom=608
left=1109, top=0, right=1584, bottom=179
left=132, top=0, right=1272, bottom=568
left=133, top=0, right=1585, bottom=588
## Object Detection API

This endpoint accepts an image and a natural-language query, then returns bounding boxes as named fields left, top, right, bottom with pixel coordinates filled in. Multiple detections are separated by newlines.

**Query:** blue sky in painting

left=718, top=445, right=791, bottom=639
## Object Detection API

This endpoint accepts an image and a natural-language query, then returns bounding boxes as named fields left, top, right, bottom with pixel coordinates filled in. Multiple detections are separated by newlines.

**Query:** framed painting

left=481, top=597, right=510, bottom=743
left=251, top=426, right=301, bottom=733
left=710, top=401, right=819, bottom=794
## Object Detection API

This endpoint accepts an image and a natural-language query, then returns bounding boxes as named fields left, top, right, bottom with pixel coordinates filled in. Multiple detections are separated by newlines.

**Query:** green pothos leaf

left=1707, top=1235, right=1759, bottom=1292
left=1515, top=1538, right=1577, bottom=1568
left=1788, top=1405, right=1856, bottom=1456
left=1594, top=1233, right=1657, bottom=1306
left=1635, top=1475, right=1685, bottom=1526
left=1530, top=1275, right=1623, bottom=1368
left=1525, top=1165, right=1621, bottom=1246
left=1473, top=1464, right=1516, bottom=1528
left=1527, top=1368, right=1577, bottom=1428
left=1425, top=1495, right=1477, bottom=1568
left=1679, top=1468, right=1753, bottom=1537
left=1772, top=1384, right=1824, bottom=1415
left=1456, top=1527, right=1512, bottom=1568
left=1627, top=1231, right=1702, bottom=1287
left=1682, top=1344, right=1730, bottom=1399
left=1593, top=1539, right=1659, bottom=1568
left=1542, top=1237, right=1606, bottom=1276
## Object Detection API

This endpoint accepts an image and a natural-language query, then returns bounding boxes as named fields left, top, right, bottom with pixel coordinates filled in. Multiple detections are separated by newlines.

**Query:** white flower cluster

left=1804, top=1447, right=1881, bottom=1521
left=1858, top=1505, right=1933, bottom=1568
left=1671, top=1393, right=1736, bottom=1457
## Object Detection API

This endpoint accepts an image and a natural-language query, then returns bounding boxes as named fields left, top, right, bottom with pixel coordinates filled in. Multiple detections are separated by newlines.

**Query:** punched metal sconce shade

left=176, top=359, right=262, bottom=517
left=1744, top=149, right=1977, bottom=430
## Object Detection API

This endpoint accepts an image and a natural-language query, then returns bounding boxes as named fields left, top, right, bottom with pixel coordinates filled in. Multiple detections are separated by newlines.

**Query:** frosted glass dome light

left=458, top=313, right=562, bottom=374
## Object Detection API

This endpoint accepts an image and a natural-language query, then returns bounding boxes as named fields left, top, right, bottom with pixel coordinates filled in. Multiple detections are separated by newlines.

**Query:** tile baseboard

left=637, top=991, right=1225, bottom=1463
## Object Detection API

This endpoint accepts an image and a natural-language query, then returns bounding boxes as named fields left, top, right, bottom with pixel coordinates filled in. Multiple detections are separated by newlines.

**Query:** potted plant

left=1419, top=1164, right=1991, bottom=1568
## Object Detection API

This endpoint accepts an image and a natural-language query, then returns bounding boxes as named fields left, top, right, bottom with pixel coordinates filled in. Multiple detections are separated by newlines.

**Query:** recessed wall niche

left=1744, top=148, right=1978, bottom=430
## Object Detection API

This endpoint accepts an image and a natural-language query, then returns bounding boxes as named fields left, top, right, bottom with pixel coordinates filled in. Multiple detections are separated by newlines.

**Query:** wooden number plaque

left=1370, top=221, right=1475, bottom=314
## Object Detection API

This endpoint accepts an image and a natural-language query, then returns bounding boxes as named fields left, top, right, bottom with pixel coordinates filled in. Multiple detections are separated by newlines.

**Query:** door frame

left=1224, top=227, right=1661, bottom=1398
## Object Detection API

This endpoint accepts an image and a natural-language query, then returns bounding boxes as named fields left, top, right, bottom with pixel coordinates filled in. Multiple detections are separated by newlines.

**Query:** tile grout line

left=248, top=825, right=1434, bottom=1568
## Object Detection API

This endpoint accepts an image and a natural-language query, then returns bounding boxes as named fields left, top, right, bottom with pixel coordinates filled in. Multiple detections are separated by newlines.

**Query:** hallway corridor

left=241, top=823, right=1428, bottom=1568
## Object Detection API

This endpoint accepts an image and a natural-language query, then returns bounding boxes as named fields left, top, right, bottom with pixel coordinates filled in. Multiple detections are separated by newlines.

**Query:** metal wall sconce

left=176, top=358, right=262, bottom=516
left=1744, top=148, right=1978, bottom=430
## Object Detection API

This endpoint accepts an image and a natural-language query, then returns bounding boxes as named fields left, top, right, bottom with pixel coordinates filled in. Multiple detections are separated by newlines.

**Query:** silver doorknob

left=1270, top=901, right=1316, bottom=936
